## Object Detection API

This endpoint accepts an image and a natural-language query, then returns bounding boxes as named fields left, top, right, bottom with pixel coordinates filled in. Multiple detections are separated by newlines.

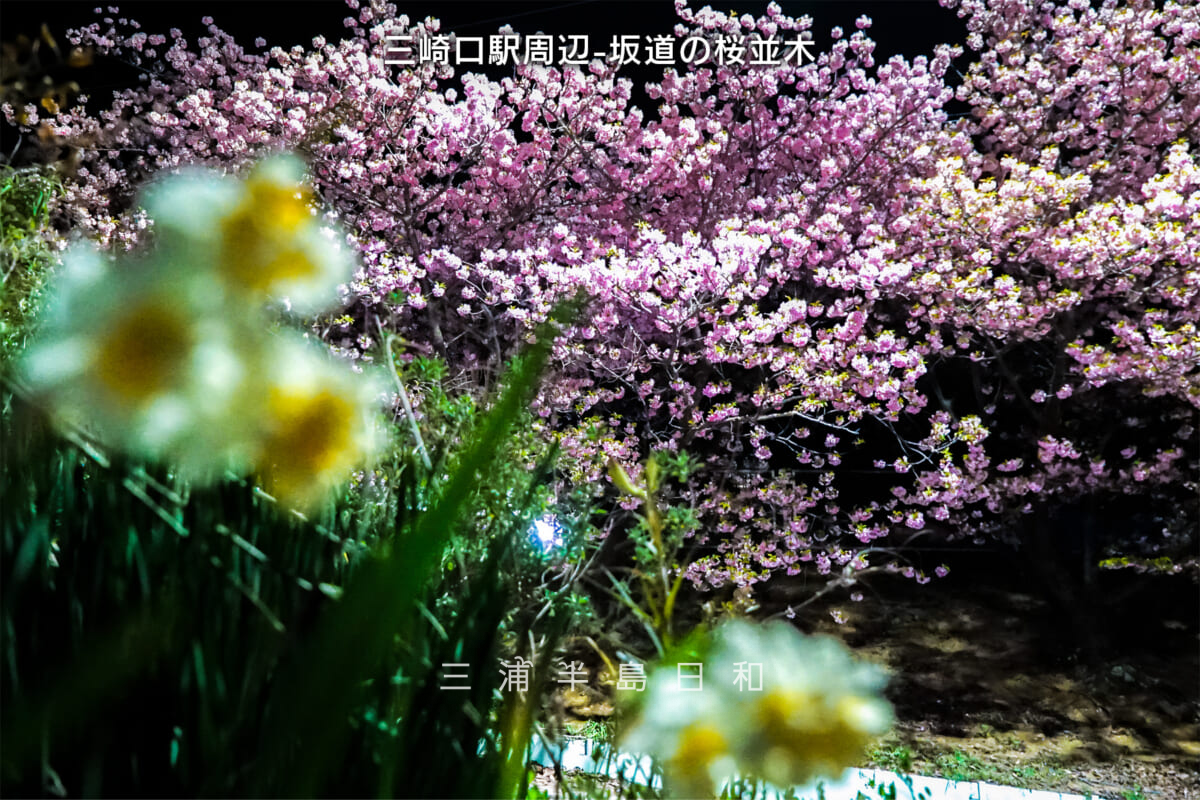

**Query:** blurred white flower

left=620, top=619, right=892, bottom=797
left=20, top=247, right=252, bottom=474
left=20, top=153, right=383, bottom=506
left=249, top=336, right=384, bottom=510
left=142, top=154, right=353, bottom=312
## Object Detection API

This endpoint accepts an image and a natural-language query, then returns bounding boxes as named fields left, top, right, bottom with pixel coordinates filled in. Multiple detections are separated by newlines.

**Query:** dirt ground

left=542, top=549, right=1198, bottom=799
left=771, top=557, right=1200, bottom=799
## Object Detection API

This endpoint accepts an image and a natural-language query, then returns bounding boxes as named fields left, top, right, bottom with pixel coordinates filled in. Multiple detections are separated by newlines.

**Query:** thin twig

left=374, top=314, right=433, bottom=471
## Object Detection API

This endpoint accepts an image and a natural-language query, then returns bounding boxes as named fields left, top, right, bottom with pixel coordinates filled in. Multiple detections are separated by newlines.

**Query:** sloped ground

left=542, top=550, right=1198, bottom=799
left=775, top=558, right=1200, bottom=799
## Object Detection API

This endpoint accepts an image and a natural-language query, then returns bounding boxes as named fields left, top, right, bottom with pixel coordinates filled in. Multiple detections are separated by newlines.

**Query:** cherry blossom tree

left=8, top=0, right=1197, bottom=598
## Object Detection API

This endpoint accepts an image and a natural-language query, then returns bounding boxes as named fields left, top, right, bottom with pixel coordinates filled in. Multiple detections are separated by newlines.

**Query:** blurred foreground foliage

left=1, top=300, right=587, bottom=797
left=0, top=165, right=60, bottom=360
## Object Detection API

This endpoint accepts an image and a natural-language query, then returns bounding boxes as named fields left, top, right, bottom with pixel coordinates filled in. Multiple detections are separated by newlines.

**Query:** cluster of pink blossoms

left=8, top=0, right=1197, bottom=588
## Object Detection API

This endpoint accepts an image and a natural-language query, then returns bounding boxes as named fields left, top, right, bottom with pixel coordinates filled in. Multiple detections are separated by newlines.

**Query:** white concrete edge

left=526, top=737, right=1110, bottom=800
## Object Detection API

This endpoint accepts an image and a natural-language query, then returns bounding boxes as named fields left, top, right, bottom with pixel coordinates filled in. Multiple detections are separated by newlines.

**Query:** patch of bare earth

left=535, top=552, right=1197, bottom=799
left=764, top=563, right=1200, bottom=800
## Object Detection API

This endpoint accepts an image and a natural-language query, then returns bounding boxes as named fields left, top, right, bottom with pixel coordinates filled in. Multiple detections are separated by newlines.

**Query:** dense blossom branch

left=7, top=0, right=1197, bottom=589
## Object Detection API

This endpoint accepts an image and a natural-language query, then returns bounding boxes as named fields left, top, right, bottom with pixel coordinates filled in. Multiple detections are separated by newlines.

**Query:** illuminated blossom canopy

left=11, top=0, right=1198, bottom=588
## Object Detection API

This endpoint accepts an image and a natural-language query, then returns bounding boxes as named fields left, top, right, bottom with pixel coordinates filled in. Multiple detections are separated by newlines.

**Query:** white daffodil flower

left=142, top=154, right=353, bottom=313
left=22, top=153, right=381, bottom=508
left=619, top=619, right=893, bottom=797
left=248, top=335, right=385, bottom=510
left=20, top=247, right=253, bottom=476
left=621, top=667, right=739, bottom=798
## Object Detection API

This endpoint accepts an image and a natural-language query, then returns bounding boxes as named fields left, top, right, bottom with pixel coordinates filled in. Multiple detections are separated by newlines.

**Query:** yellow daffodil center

left=219, top=179, right=318, bottom=292
left=247, top=177, right=313, bottom=232
left=258, top=386, right=357, bottom=504
left=754, top=687, right=875, bottom=769
left=94, top=303, right=193, bottom=404
left=672, top=722, right=728, bottom=772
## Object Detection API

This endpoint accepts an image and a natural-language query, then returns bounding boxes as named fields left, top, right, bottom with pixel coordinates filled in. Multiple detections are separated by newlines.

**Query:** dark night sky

left=3, top=1, right=968, bottom=56
left=2, top=1, right=970, bottom=159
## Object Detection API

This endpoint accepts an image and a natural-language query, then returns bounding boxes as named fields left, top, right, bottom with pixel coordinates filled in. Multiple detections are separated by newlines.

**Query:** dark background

left=3, top=1, right=968, bottom=58
left=2, top=0, right=971, bottom=163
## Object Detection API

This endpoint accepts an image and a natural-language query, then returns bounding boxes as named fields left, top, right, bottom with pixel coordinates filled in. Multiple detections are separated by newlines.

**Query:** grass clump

left=867, top=743, right=915, bottom=774
left=933, top=750, right=998, bottom=782
left=0, top=165, right=61, bottom=360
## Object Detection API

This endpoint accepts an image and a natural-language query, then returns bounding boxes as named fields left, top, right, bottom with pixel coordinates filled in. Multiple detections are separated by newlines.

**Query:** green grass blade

left=257, top=309, right=568, bottom=797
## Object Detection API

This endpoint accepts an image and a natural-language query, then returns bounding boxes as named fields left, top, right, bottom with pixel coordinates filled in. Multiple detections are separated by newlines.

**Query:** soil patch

left=543, top=550, right=1198, bottom=798
left=762, top=557, right=1200, bottom=799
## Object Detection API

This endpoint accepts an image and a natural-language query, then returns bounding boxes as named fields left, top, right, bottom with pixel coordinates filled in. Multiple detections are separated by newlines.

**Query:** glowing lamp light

left=530, top=515, right=563, bottom=551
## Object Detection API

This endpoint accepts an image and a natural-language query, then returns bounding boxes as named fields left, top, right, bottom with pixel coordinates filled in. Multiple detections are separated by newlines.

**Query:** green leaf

left=255, top=304, right=574, bottom=797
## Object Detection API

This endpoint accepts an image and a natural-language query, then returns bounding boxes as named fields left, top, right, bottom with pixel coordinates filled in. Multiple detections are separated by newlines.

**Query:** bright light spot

left=530, top=515, right=563, bottom=551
